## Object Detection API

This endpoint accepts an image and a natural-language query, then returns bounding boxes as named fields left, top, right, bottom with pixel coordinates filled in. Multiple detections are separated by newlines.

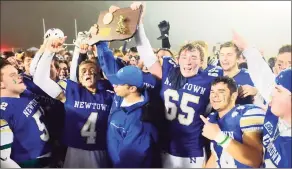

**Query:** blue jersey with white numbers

left=233, top=69, right=255, bottom=105
left=0, top=91, right=51, bottom=163
left=160, top=57, right=223, bottom=157
left=208, top=104, right=265, bottom=168
left=263, top=107, right=292, bottom=168
left=62, top=80, right=113, bottom=150
left=22, top=73, right=65, bottom=141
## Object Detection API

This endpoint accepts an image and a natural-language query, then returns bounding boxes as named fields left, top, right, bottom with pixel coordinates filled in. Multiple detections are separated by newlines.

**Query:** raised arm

left=233, top=31, right=275, bottom=103
left=95, top=41, right=125, bottom=76
left=69, top=46, right=80, bottom=82
left=30, top=43, right=46, bottom=76
left=70, top=32, right=91, bottom=82
left=33, top=38, right=66, bottom=103
left=132, top=2, right=162, bottom=79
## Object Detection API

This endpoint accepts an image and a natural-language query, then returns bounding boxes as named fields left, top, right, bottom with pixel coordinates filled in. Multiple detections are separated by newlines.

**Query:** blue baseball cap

left=107, top=66, right=144, bottom=88
left=275, top=68, right=292, bottom=93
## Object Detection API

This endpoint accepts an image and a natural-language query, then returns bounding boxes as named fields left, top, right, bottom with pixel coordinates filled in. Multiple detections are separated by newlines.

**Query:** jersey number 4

left=164, top=89, right=200, bottom=126
left=81, top=112, right=98, bottom=144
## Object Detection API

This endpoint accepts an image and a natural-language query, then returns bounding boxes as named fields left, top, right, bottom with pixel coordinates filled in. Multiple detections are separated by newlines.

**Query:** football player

left=219, top=41, right=260, bottom=105
left=131, top=2, right=223, bottom=167
left=202, top=76, right=265, bottom=168
left=0, top=58, right=51, bottom=167
left=32, top=31, right=113, bottom=168
left=233, top=32, right=291, bottom=168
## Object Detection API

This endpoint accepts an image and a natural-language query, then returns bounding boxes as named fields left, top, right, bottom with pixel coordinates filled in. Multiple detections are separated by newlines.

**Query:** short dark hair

left=278, top=44, right=291, bottom=55
left=0, top=57, right=11, bottom=81
left=129, top=55, right=140, bottom=61
left=238, top=62, right=248, bottom=69
left=211, top=76, right=238, bottom=94
left=52, top=56, right=60, bottom=69
left=268, top=57, right=276, bottom=69
left=157, top=48, right=174, bottom=57
left=2, top=51, right=14, bottom=58
left=129, top=47, right=138, bottom=53
left=23, top=50, right=35, bottom=60
left=220, top=41, right=241, bottom=58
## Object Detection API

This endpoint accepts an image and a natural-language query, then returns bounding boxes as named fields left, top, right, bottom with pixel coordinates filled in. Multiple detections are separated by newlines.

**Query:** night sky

left=1, top=1, right=291, bottom=56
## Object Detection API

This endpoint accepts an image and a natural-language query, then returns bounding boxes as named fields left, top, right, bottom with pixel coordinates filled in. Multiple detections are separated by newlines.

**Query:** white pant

left=161, top=150, right=206, bottom=168
left=63, top=147, right=109, bottom=168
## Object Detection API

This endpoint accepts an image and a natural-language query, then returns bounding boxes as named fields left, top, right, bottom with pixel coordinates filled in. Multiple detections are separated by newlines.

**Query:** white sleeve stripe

left=243, top=108, right=266, bottom=116
left=242, top=127, right=263, bottom=132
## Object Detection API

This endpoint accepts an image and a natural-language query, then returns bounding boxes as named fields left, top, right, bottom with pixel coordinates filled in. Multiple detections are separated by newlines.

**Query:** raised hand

left=80, top=44, right=89, bottom=54
left=232, top=30, right=248, bottom=51
left=45, top=37, right=67, bottom=53
left=130, top=2, right=145, bottom=24
left=200, top=115, right=221, bottom=141
left=109, top=5, right=120, bottom=13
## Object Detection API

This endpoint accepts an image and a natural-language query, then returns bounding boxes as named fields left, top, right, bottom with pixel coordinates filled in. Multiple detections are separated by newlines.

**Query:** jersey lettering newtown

left=0, top=90, right=51, bottom=164
left=62, top=80, right=113, bottom=151
left=160, top=56, right=223, bottom=157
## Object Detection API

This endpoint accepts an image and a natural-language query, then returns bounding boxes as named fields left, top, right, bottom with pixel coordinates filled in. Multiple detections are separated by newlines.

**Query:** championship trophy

left=88, top=6, right=143, bottom=45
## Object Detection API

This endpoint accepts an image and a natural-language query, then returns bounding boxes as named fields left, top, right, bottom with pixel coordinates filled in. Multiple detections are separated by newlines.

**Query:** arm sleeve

left=134, top=24, right=158, bottom=68
left=115, top=123, right=152, bottom=168
left=33, top=50, right=63, bottom=98
left=30, top=50, right=43, bottom=76
left=242, top=47, right=276, bottom=103
left=95, top=42, right=125, bottom=77
left=69, top=47, right=81, bottom=82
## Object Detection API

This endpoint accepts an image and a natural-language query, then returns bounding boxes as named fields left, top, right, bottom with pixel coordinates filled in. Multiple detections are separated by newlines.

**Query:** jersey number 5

left=164, top=89, right=200, bottom=126
left=81, top=112, right=98, bottom=144
left=32, top=110, right=49, bottom=142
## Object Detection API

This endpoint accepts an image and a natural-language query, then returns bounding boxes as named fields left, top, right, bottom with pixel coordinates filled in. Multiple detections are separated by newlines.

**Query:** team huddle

left=1, top=2, right=291, bottom=168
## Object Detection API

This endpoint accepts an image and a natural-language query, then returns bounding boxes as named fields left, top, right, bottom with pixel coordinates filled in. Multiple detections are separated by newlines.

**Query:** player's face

left=59, top=63, right=68, bottom=80
left=270, top=85, right=291, bottom=118
left=219, top=47, right=238, bottom=71
left=23, top=57, right=32, bottom=73
left=210, top=82, right=236, bottom=111
left=179, top=49, right=202, bottom=77
left=129, top=57, right=139, bottom=66
left=88, top=54, right=95, bottom=60
left=113, top=84, right=133, bottom=97
left=275, top=52, right=291, bottom=73
left=79, top=63, right=97, bottom=89
left=0, top=65, right=26, bottom=94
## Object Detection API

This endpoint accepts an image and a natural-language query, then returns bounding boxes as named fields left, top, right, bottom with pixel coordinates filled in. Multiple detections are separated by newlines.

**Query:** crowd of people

left=0, top=2, right=291, bottom=168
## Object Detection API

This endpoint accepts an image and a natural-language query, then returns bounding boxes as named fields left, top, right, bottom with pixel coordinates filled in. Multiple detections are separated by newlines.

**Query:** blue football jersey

left=160, top=57, right=223, bottom=157
left=233, top=69, right=255, bottom=105
left=208, top=104, right=265, bottom=168
left=22, top=73, right=65, bottom=141
left=262, top=107, right=291, bottom=168
left=0, top=91, right=51, bottom=164
left=62, top=80, right=113, bottom=150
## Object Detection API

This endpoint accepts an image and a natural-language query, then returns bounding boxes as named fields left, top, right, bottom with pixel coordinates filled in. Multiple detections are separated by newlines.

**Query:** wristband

left=214, top=131, right=226, bottom=143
